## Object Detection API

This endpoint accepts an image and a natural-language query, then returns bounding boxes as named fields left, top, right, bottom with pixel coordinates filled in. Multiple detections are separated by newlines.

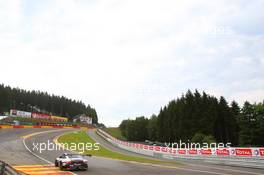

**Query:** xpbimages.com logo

left=32, top=140, right=100, bottom=153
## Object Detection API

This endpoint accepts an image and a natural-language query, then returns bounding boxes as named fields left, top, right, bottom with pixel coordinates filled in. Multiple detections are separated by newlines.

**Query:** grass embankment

left=106, top=127, right=126, bottom=140
left=58, top=130, right=180, bottom=166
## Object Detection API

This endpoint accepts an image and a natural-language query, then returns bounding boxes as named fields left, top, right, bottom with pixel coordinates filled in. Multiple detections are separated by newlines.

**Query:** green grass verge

left=105, top=127, right=126, bottom=140
left=57, top=130, right=181, bottom=166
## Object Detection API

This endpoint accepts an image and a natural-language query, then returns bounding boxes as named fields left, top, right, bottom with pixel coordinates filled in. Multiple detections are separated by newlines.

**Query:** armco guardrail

left=97, top=129, right=264, bottom=168
left=0, top=161, right=23, bottom=175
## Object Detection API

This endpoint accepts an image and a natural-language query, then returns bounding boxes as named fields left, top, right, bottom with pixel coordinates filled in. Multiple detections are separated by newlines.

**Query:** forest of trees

left=119, top=90, right=264, bottom=146
left=0, top=84, right=98, bottom=123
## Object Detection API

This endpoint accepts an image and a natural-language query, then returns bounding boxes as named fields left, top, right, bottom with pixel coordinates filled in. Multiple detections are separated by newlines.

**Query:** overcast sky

left=0, top=0, right=264, bottom=126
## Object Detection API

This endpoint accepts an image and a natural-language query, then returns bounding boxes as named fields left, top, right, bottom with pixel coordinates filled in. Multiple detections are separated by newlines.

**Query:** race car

left=55, top=153, right=90, bottom=171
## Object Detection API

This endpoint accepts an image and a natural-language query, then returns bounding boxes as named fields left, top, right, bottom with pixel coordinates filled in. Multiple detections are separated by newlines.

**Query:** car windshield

left=68, top=155, right=83, bottom=158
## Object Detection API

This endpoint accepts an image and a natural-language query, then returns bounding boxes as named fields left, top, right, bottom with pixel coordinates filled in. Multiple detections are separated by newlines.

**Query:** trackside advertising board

left=32, top=112, right=51, bottom=120
left=10, top=109, right=31, bottom=118
left=51, top=116, right=68, bottom=122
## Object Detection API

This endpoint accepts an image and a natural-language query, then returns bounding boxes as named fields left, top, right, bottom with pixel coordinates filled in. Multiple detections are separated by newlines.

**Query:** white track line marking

left=23, top=134, right=54, bottom=164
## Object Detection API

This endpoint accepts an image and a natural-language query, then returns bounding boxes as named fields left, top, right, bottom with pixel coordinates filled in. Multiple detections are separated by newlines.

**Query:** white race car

left=55, top=153, right=91, bottom=171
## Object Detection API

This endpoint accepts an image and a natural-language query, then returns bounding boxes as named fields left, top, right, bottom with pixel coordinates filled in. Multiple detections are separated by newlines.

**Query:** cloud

left=0, top=0, right=263, bottom=126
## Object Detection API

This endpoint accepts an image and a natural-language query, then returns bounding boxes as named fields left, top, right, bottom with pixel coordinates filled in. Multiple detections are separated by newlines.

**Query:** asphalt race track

left=1, top=128, right=264, bottom=175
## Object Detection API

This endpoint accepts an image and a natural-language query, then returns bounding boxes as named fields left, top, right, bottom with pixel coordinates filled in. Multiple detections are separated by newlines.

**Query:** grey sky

left=0, top=0, right=263, bottom=126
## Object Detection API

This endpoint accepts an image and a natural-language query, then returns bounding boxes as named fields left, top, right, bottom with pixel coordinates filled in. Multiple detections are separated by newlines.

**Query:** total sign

left=234, top=148, right=252, bottom=156
left=216, top=149, right=230, bottom=156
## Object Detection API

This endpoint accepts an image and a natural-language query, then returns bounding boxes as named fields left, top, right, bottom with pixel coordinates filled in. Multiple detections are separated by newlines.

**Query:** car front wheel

left=55, top=160, right=58, bottom=167
left=59, top=162, right=64, bottom=170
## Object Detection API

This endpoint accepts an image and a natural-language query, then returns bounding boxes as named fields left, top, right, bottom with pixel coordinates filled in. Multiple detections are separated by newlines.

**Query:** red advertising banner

left=154, top=146, right=161, bottom=151
left=260, top=149, right=264, bottom=156
left=178, top=150, right=186, bottom=154
left=235, top=148, right=252, bottom=156
left=201, top=149, right=212, bottom=155
left=32, top=112, right=51, bottom=120
left=188, top=149, right=198, bottom=155
left=161, top=147, right=168, bottom=152
left=216, top=149, right=230, bottom=156
left=143, top=145, right=149, bottom=150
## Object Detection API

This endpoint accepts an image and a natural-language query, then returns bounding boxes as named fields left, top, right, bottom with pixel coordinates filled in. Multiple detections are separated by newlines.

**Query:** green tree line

left=119, top=90, right=264, bottom=146
left=0, top=84, right=98, bottom=123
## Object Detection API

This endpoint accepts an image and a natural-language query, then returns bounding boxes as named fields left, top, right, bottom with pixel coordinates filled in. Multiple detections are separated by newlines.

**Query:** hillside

left=0, top=84, right=98, bottom=123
